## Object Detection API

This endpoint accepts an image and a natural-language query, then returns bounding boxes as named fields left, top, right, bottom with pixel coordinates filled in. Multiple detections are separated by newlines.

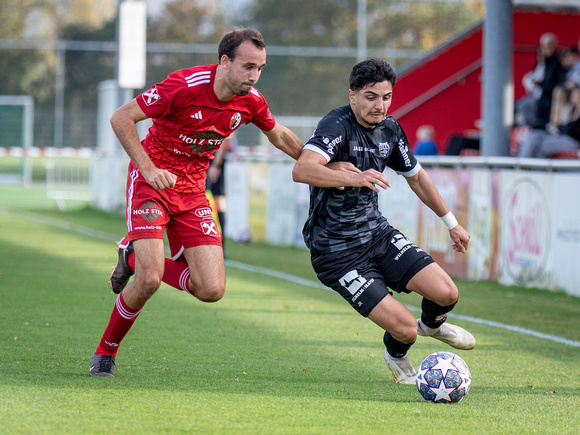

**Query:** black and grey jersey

left=302, top=105, right=421, bottom=253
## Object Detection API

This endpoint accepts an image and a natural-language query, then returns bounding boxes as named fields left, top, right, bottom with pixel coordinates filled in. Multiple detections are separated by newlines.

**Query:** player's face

left=223, top=41, right=267, bottom=96
left=349, top=81, right=393, bottom=129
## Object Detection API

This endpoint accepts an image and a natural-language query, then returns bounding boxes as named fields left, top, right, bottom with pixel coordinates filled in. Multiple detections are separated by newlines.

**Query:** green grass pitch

left=1, top=186, right=579, bottom=434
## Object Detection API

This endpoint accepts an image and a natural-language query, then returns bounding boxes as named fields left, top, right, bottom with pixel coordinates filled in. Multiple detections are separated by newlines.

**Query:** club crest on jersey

left=378, top=141, right=390, bottom=158
left=142, top=87, right=161, bottom=106
left=229, top=112, right=242, bottom=130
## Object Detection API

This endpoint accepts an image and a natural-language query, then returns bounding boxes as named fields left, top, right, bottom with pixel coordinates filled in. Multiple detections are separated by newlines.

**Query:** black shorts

left=311, top=226, right=434, bottom=317
left=206, top=162, right=225, bottom=197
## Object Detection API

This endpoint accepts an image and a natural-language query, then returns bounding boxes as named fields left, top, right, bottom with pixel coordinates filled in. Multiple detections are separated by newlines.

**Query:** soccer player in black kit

left=292, top=58, right=475, bottom=384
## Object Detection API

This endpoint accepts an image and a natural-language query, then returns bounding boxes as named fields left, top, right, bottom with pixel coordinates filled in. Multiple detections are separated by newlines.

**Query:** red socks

left=95, top=249, right=192, bottom=357
left=95, top=293, right=143, bottom=356
left=161, top=258, right=192, bottom=294
left=126, top=250, right=191, bottom=294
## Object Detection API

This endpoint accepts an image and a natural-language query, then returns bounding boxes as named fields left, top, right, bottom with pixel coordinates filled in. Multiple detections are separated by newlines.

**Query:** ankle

left=418, top=319, right=440, bottom=335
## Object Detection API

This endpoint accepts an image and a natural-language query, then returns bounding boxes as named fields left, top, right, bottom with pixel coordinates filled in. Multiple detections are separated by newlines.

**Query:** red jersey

left=136, top=64, right=276, bottom=193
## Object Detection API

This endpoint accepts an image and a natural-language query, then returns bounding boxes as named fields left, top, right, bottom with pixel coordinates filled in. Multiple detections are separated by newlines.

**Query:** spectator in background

left=206, top=134, right=236, bottom=256
left=549, top=46, right=580, bottom=130
left=533, top=33, right=567, bottom=129
left=515, top=46, right=546, bottom=127
left=518, top=86, right=580, bottom=158
left=413, top=125, right=438, bottom=155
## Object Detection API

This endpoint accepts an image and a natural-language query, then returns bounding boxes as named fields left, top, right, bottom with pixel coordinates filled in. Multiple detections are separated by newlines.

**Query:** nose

left=374, top=99, right=386, bottom=111
left=249, top=68, right=261, bottom=83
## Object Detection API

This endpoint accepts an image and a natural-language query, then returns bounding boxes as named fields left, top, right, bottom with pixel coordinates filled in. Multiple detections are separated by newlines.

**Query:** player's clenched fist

left=143, top=167, right=177, bottom=190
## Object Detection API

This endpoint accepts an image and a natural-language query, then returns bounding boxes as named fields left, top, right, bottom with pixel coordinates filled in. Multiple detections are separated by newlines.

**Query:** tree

left=236, top=0, right=483, bottom=116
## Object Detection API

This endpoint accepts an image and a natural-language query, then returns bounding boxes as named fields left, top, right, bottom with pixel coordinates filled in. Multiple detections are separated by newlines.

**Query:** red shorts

left=124, top=166, right=222, bottom=259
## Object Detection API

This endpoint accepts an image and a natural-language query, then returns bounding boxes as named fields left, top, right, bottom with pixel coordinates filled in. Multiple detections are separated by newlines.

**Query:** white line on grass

left=5, top=208, right=580, bottom=348
left=226, top=263, right=580, bottom=348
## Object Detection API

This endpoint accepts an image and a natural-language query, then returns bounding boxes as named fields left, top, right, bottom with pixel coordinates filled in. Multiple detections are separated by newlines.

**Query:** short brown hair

left=218, top=27, right=265, bottom=61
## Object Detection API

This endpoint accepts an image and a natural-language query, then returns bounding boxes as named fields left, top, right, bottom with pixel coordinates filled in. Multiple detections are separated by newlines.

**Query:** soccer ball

left=416, top=351, right=471, bottom=403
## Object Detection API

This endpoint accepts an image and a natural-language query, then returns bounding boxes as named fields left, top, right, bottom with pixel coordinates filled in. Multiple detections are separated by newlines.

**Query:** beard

left=226, top=74, right=254, bottom=97
left=234, top=86, right=251, bottom=96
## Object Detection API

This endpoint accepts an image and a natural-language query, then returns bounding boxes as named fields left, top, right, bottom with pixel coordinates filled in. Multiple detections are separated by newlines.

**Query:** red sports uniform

left=125, top=64, right=276, bottom=256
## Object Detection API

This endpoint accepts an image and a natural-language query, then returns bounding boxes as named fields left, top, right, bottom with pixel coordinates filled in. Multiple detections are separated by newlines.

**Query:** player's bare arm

left=293, top=149, right=391, bottom=193
left=261, top=122, right=304, bottom=160
left=325, top=161, right=361, bottom=173
left=405, top=168, right=470, bottom=253
left=110, top=99, right=177, bottom=190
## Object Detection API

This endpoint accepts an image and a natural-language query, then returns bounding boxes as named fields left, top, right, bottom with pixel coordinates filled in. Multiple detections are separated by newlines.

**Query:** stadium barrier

left=226, top=156, right=580, bottom=297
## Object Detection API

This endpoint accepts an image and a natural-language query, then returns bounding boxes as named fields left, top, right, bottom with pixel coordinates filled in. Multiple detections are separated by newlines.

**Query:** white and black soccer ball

left=416, top=351, right=471, bottom=403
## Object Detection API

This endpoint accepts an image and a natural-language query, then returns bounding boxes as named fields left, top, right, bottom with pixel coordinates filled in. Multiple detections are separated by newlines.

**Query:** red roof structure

left=390, top=6, right=580, bottom=153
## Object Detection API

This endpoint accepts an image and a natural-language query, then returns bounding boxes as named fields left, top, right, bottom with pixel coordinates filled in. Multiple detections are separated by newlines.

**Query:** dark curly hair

left=218, top=27, right=266, bottom=61
left=349, top=58, right=397, bottom=92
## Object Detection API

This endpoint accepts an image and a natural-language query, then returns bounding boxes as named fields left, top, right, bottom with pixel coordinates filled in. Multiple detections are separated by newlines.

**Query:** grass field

left=1, top=185, right=580, bottom=434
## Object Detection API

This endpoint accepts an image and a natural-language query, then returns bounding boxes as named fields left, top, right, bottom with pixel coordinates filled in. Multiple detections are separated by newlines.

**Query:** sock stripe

left=116, top=294, right=142, bottom=319
left=179, top=268, right=191, bottom=293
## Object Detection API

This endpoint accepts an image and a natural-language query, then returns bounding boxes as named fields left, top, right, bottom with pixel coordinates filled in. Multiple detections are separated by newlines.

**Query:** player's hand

left=142, top=167, right=177, bottom=190
left=326, top=161, right=360, bottom=190
left=326, top=161, right=361, bottom=173
left=449, top=224, right=470, bottom=253
left=353, top=169, right=391, bottom=193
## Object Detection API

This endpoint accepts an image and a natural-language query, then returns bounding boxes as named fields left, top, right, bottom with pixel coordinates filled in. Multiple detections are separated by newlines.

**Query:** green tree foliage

left=367, top=1, right=484, bottom=51
left=0, top=0, right=116, bottom=106
left=0, top=1, right=484, bottom=127
left=146, top=0, right=227, bottom=86
left=149, top=0, right=227, bottom=44
left=242, top=0, right=483, bottom=116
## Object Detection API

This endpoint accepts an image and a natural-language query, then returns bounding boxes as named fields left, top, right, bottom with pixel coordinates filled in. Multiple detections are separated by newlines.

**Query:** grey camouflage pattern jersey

left=302, top=105, right=420, bottom=253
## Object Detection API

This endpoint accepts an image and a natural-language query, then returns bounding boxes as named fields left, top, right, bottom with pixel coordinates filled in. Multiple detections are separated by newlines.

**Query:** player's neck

left=214, top=66, right=235, bottom=102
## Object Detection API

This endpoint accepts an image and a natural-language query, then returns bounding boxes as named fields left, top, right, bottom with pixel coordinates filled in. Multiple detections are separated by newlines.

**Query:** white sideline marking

left=226, top=261, right=580, bottom=348
left=4, top=209, right=580, bottom=348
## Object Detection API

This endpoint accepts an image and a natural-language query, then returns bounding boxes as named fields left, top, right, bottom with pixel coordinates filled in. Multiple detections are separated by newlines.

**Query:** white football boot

left=384, top=349, right=417, bottom=384
left=417, top=319, right=476, bottom=350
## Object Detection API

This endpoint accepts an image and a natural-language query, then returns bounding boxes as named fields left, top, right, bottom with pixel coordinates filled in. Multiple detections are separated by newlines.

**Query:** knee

left=190, top=280, right=225, bottom=303
left=390, top=313, right=418, bottom=344
left=134, top=270, right=162, bottom=294
left=398, top=322, right=418, bottom=344
left=438, top=280, right=458, bottom=307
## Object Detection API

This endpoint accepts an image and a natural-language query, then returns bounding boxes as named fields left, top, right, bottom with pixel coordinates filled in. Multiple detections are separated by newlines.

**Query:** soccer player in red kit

left=90, top=28, right=304, bottom=376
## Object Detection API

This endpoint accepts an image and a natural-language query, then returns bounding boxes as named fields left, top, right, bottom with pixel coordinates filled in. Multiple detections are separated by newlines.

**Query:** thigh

left=123, top=238, right=166, bottom=308
left=538, top=135, right=580, bottom=158
left=133, top=238, right=166, bottom=275
left=367, top=293, right=417, bottom=340
left=182, top=244, right=225, bottom=293
left=406, top=262, right=458, bottom=306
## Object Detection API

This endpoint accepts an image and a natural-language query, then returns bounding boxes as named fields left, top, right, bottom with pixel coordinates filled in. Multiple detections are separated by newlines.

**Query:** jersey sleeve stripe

left=304, top=144, right=331, bottom=163
left=187, top=79, right=211, bottom=87
left=185, top=71, right=211, bottom=80
left=186, top=71, right=212, bottom=87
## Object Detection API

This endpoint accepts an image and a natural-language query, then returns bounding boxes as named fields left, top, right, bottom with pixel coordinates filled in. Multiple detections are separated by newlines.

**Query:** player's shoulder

left=317, top=105, right=353, bottom=128
left=169, top=64, right=216, bottom=88
left=380, top=115, right=405, bottom=135
left=326, top=105, right=353, bottom=121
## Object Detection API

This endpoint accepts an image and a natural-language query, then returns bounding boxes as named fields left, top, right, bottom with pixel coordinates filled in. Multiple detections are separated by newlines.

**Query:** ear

left=220, top=54, right=231, bottom=69
left=348, top=89, right=356, bottom=105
